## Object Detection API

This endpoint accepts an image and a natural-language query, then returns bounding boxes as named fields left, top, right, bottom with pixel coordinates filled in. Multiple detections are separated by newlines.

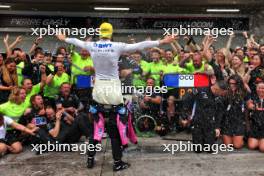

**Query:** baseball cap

left=99, top=22, right=113, bottom=38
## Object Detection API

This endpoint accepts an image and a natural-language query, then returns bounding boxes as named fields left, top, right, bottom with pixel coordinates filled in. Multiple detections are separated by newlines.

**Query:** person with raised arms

left=56, top=22, right=176, bottom=171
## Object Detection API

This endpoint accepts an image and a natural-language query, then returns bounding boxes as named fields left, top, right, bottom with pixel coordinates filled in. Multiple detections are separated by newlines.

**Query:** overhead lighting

left=206, top=9, right=240, bottom=12
left=0, top=5, right=11, bottom=9
left=94, top=7, right=130, bottom=11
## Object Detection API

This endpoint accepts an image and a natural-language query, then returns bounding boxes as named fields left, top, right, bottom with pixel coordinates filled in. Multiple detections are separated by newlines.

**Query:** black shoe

left=113, top=160, right=130, bottom=172
left=87, top=157, right=95, bottom=169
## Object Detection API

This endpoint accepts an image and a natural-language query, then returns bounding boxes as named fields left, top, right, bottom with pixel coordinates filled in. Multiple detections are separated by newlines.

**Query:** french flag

left=163, top=74, right=209, bottom=88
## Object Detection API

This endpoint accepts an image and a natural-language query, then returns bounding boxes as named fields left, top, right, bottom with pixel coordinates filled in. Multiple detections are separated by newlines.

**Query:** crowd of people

left=0, top=29, right=264, bottom=162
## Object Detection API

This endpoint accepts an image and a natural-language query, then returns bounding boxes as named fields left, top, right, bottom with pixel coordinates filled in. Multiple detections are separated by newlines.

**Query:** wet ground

left=1, top=132, right=264, bottom=176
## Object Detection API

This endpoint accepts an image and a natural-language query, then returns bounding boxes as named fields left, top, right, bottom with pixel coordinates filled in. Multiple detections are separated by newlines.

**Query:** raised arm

left=9, top=36, right=23, bottom=51
left=29, top=37, right=43, bottom=55
left=122, top=35, right=176, bottom=53
left=56, top=34, right=88, bottom=50
left=202, top=35, right=215, bottom=62
left=224, top=33, right=235, bottom=62
left=170, top=36, right=182, bottom=55
left=3, top=34, right=11, bottom=57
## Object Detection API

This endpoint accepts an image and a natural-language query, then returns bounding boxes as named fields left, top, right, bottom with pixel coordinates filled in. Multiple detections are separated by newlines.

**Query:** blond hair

left=1, top=58, right=18, bottom=86
left=8, top=87, right=24, bottom=104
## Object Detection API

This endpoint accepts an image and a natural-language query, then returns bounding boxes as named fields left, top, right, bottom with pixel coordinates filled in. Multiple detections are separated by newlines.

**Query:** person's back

left=56, top=22, right=176, bottom=171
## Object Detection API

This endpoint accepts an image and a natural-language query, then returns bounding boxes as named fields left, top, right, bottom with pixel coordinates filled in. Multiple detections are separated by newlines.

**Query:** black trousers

left=56, top=112, right=91, bottom=143
left=88, top=111, right=123, bottom=161
left=192, top=122, right=216, bottom=152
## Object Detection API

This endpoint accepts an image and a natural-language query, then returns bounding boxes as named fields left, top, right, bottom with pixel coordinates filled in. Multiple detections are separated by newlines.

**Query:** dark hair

left=4, top=57, right=16, bottom=65
left=146, top=77, right=155, bottom=83
left=60, top=82, right=71, bottom=89
left=233, top=54, right=244, bottom=62
left=21, top=78, right=32, bottom=85
left=11, top=48, right=22, bottom=54
left=34, top=51, right=44, bottom=58
left=165, top=49, right=173, bottom=53
left=252, top=54, right=263, bottom=67
left=56, top=46, right=67, bottom=55
left=34, top=47, right=43, bottom=52
left=30, top=94, right=42, bottom=106
left=151, top=49, right=161, bottom=55
left=259, top=44, right=264, bottom=49
left=227, top=74, right=246, bottom=100
left=132, top=51, right=142, bottom=56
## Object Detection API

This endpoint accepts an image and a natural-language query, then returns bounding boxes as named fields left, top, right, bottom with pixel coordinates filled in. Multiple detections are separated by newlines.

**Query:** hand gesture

left=215, top=129, right=221, bottom=138
left=15, top=36, right=22, bottom=43
left=35, top=37, right=43, bottom=44
left=242, top=31, right=248, bottom=39
left=3, top=34, right=9, bottom=44
left=39, top=65, right=46, bottom=74
left=27, top=127, right=39, bottom=136
left=56, top=33, right=66, bottom=41
left=160, top=35, right=177, bottom=45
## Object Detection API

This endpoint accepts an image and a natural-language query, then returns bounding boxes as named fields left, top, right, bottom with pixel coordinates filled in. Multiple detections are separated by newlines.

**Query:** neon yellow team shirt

left=132, top=60, right=150, bottom=88
left=47, top=64, right=54, bottom=72
left=71, top=52, right=94, bottom=84
left=44, top=73, right=70, bottom=98
left=17, top=61, right=25, bottom=86
left=185, top=60, right=206, bottom=74
left=0, top=101, right=28, bottom=121
left=148, top=61, right=164, bottom=86
left=25, top=83, right=41, bottom=107
left=173, top=55, right=179, bottom=64
left=243, top=56, right=250, bottom=63
left=162, top=63, right=187, bottom=75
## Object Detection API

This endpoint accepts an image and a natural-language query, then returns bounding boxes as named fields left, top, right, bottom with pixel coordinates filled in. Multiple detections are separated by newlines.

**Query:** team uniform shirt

left=0, top=116, right=14, bottom=139
left=47, top=64, right=55, bottom=72
left=0, top=101, right=28, bottom=121
left=16, top=61, right=25, bottom=86
left=25, top=83, right=41, bottom=107
left=44, top=73, right=70, bottom=98
left=132, top=60, right=150, bottom=88
left=173, top=55, right=180, bottom=64
left=70, top=52, right=94, bottom=84
left=148, top=61, right=164, bottom=86
left=185, top=60, right=214, bottom=74
left=162, top=63, right=187, bottom=75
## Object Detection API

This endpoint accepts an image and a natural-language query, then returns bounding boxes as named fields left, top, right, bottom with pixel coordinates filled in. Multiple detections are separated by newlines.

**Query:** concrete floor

left=1, top=133, right=264, bottom=176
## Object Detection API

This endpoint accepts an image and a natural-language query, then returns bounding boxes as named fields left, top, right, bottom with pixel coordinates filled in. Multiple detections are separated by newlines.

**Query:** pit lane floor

left=1, top=132, right=264, bottom=176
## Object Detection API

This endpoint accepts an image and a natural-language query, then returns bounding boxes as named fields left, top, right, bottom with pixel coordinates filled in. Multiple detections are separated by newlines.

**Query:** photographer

left=22, top=52, right=52, bottom=85
left=43, top=62, right=70, bottom=107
